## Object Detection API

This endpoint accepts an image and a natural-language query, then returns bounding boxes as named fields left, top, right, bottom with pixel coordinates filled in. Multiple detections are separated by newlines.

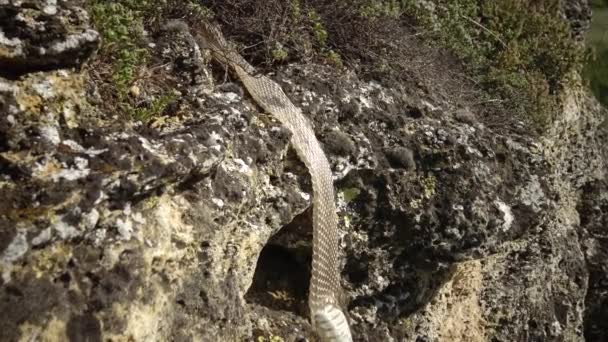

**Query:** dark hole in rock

left=406, top=105, right=424, bottom=119
left=55, top=272, right=71, bottom=288
left=245, top=209, right=313, bottom=317
left=245, top=244, right=310, bottom=316
left=5, top=286, right=24, bottom=297
left=67, top=313, right=102, bottom=342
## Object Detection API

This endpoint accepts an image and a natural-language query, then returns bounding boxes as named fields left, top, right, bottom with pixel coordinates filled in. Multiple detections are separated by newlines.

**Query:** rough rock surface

left=0, top=1, right=606, bottom=342
left=0, top=0, right=99, bottom=78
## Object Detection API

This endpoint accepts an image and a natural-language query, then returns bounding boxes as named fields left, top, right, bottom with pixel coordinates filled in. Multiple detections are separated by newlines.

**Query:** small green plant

left=88, top=0, right=177, bottom=122
left=308, top=10, right=328, bottom=47
left=271, top=45, right=289, bottom=61
left=290, top=0, right=302, bottom=19
left=129, top=93, right=177, bottom=122
left=89, top=0, right=151, bottom=98
left=326, top=50, right=344, bottom=68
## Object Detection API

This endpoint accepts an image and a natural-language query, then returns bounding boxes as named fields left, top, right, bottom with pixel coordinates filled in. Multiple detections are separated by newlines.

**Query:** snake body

left=197, top=22, right=352, bottom=341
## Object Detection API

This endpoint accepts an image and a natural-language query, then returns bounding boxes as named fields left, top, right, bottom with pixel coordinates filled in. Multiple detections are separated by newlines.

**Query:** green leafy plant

left=88, top=0, right=178, bottom=122
left=129, top=93, right=177, bottom=122
left=89, top=0, right=151, bottom=98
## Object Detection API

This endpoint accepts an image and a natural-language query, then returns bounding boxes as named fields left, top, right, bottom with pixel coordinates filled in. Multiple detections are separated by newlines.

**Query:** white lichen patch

left=0, top=28, right=23, bottom=57
left=233, top=158, right=251, bottom=174
left=61, top=139, right=84, bottom=152
left=60, top=139, right=106, bottom=156
left=33, top=79, right=56, bottom=99
left=132, top=212, right=146, bottom=225
left=494, top=199, right=514, bottom=232
left=213, top=91, right=240, bottom=103
left=1, top=229, right=28, bottom=263
left=378, top=89, right=395, bottom=105
left=32, top=228, right=52, bottom=246
left=358, top=94, right=373, bottom=109
left=74, top=156, right=88, bottom=169
left=42, top=0, right=57, bottom=15
left=83, top=208, right=100, bottom=230
left=53, top=217, right=80, bottom=239
left=49, top=30, right=99, bottom=54
left=92, top=228, right=107, bottom=247
left=40, top=125, right=61, bottom=145
left=138, top=137, right=173, bottom=164
left=205, top=131, right=223, bottom=150
left=116, top=218, right=134, bottom=241
left=51, top=159, right=90, bottom=182
left=333, top=156, right=355, bottom=180
left=211, top=198, right=225, bottom=208
left=422, top=99, right=439, bottom=111
left=519, top=175, right=546, bottom=213
left=299, top=191, right=311, bottom=201
left=0, top=79, right=17, bottom=93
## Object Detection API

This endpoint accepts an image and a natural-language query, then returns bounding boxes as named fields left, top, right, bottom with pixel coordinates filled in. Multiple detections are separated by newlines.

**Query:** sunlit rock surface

left=1, top=0, right=606, bottom=341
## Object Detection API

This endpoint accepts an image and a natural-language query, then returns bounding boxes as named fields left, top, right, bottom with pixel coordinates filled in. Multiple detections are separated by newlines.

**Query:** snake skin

left=196, top=22, right=352, bottom=341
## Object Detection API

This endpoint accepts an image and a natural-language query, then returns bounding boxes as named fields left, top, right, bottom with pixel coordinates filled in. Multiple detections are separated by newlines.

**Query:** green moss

left=341, top=187, right=361, bottom=203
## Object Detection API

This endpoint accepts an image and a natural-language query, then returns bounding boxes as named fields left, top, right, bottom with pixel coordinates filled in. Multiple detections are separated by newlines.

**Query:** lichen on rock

left=0, top=0, right=99, bottom=78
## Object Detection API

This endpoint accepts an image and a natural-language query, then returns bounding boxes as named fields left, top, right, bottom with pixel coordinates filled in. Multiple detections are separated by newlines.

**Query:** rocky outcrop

left=578, top=179, right=608, bottom=341
left=1, top=1, right=606, bottom=341
left=0, top=0, right=99, bottom=79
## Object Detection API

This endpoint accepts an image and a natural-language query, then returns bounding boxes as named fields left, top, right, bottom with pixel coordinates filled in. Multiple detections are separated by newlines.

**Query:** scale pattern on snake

left=196, top=21, right=353, bottom=342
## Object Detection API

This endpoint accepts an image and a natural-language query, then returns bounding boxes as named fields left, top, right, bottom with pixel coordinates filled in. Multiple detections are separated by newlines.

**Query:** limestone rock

left=0, top=0, right=99, bottom=78
left=0, top=1, right=606, bottom=341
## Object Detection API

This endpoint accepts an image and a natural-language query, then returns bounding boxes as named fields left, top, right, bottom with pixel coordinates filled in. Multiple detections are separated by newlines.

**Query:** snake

left=195, top=21, right=353, bottom=342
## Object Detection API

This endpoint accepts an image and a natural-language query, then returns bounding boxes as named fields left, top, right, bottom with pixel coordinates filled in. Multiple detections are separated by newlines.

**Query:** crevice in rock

left=0, top=62, right=78, bottom=80
left=577, top=180, right=608, bottom=342
left=245, top=209, right=313, bottom=317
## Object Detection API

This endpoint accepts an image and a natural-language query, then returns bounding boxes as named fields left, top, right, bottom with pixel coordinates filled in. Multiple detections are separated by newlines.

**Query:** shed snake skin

left=196, top=21, right=353, bottom=342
